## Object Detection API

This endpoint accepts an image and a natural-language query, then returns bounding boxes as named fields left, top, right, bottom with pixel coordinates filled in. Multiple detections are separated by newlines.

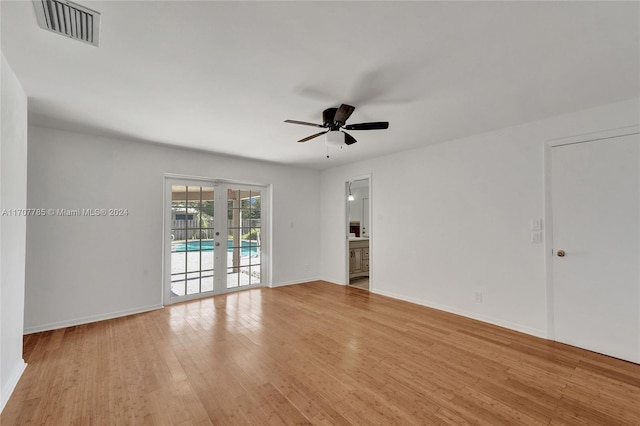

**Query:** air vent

left=32, top=0, right=100, bottom=47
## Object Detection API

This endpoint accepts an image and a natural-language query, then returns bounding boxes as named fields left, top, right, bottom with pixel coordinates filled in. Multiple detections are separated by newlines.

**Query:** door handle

left=557, top=249, right=566, bottom=257
left=215, top=242, right=221, bottom=247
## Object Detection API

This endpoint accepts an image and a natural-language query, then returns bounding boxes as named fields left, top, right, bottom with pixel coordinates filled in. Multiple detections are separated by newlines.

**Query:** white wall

left=25, top=126, right=321, bottom=333
left=0, top=54, right=28, bottom=412
left=320, top=98, right=640, bottom=338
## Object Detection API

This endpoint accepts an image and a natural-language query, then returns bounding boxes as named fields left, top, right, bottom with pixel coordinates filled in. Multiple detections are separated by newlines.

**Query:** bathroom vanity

left=349, top=238, right=369, bottom=279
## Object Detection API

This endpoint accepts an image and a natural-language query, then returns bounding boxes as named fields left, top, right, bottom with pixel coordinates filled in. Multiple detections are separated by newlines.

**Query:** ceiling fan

left=284, top=104, right=389, bottom=145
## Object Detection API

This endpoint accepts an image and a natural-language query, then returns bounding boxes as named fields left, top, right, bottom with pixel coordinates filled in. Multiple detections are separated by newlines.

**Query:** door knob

left=557, top=249, right=566, bottom=257
left=215, top=242, right=221, bottom=247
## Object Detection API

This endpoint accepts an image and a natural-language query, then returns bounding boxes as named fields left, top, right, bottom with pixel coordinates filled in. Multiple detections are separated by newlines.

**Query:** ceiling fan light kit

left=325, top=131, right=345, bottom=147
left=285, top=104, right=389, bottom=155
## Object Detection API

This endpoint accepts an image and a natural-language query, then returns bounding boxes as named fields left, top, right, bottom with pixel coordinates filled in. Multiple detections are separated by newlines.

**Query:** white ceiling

left=2, top=1, right=638, bottom=169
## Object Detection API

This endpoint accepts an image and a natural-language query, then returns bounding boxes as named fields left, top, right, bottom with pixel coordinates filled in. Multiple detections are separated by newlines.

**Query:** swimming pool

left=172, top=239, right=258, bottom=256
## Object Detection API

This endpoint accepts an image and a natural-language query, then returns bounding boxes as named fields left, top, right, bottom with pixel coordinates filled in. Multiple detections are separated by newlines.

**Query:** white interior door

left=551, top=132, right=640, bottom=363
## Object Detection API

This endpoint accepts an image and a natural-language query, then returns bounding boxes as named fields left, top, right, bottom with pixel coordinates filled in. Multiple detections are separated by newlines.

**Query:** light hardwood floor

left=3, top=281, right=640, bottom=425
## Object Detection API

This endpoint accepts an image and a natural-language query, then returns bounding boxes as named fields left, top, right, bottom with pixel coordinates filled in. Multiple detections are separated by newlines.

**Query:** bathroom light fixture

left=348, top=182, right=355, bottom=201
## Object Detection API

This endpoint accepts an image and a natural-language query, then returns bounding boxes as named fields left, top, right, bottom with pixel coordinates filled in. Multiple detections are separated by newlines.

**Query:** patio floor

left=170, top=249, right=261, bottom=296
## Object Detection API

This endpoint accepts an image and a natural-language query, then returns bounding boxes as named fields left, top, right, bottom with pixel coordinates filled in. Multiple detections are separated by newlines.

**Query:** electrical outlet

left=530, top=218, right=543, bottom=230
left=531, top=231, right=543, bottom=243
left=475, top=292, right=483, bottom=303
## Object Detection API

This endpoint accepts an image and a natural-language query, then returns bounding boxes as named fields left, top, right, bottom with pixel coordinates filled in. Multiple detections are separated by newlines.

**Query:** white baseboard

left=1, top=360, right=27, bottom=413
left=269, top=276, right=320, bottom=288
left=372, top=288, right=547, bottom=339
left=23, top=304, right=164, bottom=334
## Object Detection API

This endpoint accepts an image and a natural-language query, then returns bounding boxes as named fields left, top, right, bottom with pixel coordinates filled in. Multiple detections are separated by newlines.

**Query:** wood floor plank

left=3, top=281, right=640, bottom=425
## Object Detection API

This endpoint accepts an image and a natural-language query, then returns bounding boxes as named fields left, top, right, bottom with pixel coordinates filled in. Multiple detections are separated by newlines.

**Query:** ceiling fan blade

left=344, top=121, right=389, bottom=131
left=342, top=131, right=357, bottom=145
left=333, top=104, right=355, bottom=124
left=285, top=119, right=324, bottom=128
left=298, top=130, right=329, bottom=143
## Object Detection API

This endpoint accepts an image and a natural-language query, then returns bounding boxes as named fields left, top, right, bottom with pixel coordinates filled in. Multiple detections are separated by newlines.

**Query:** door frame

left=543, top=125, right=640, bottom=339
left=345, top=173, right=372, bottom=287
left=162, top=174, right=271, bottom=305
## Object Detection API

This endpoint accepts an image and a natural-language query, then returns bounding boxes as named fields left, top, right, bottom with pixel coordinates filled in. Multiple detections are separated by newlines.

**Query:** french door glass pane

left=169, top=182, right=263, bottom=300
left=170, top=184, right=215, bottom=297
left=201, top=275, right=214, bottom=293
left=226, top=189, right=261, bottom=289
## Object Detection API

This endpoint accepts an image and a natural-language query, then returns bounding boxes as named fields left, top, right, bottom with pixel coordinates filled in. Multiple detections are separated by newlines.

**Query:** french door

left=164, top=178, right=265, bottom=304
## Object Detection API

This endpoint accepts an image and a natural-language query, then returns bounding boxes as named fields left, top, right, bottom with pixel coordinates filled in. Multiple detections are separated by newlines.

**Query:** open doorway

left=346, top=176, right=371, bottom=290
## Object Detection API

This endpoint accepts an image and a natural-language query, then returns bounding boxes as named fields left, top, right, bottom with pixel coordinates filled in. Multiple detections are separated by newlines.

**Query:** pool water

left=173, top=240, right=258, bottom=256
